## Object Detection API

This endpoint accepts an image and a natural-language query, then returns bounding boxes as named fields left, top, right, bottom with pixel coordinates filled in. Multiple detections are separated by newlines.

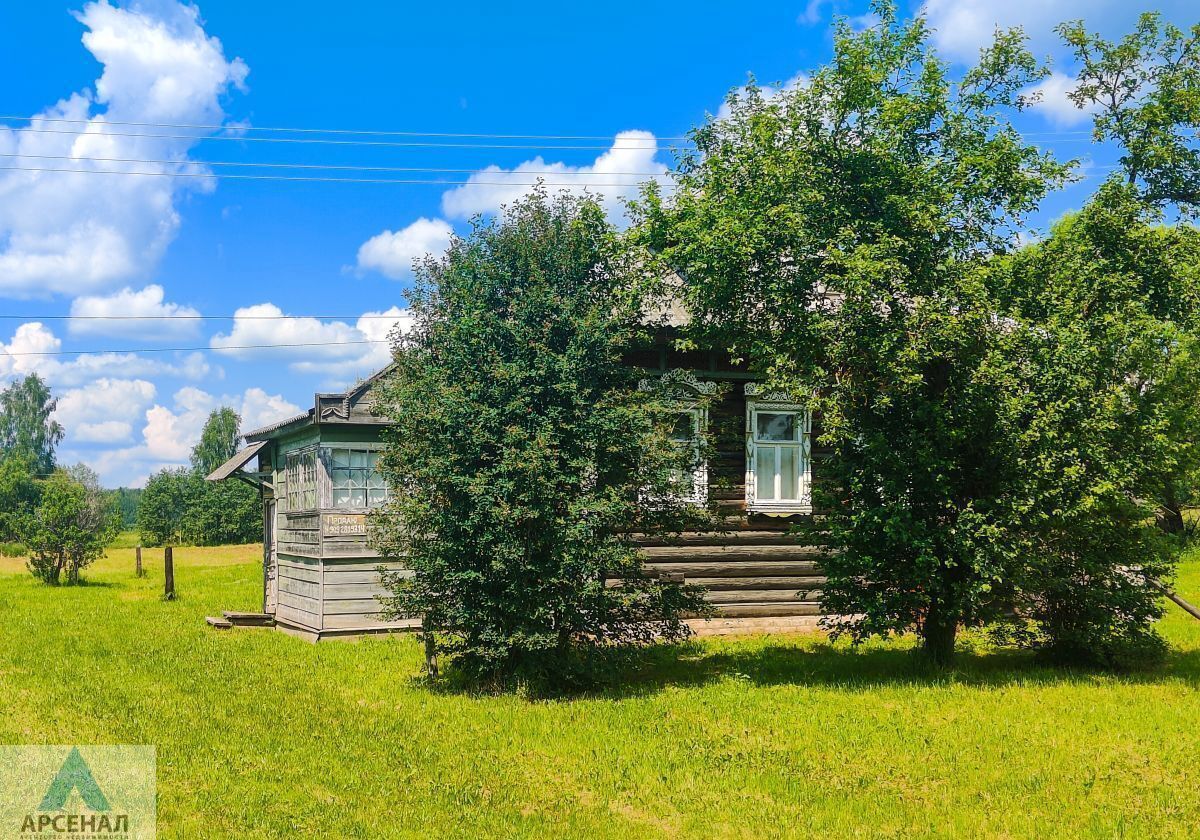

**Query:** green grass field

left=1, top=544, right=1199, bottom=839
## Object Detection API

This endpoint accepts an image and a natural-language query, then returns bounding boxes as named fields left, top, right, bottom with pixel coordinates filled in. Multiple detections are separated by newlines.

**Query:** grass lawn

left=1, top=545, right=1199, bottom=839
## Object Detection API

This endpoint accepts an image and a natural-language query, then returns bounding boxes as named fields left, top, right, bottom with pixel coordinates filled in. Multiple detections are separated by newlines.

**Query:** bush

left=372, top=190, right=711, bottom=690
left=18, top=470, right=119, bottom=585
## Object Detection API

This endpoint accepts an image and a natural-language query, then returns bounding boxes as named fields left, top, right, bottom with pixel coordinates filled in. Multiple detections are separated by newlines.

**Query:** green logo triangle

left=38, top=748, right=111, bottom=812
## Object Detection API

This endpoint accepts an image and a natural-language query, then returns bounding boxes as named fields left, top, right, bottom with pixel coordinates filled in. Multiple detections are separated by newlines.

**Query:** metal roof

left=206, top=440, right=268, bottom=481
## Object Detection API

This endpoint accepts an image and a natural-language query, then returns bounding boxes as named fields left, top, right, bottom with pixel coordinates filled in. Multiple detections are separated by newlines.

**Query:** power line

left=0, top=164, right=664, bottom=187
left=0, top=114, right=692, bottom=142
left=0, top=125, right=680, bottom=151
left=0, top=151, right=669, bottom=178
left=1, top=314, right=408, bottom=321
left=0, top=339, right=389, bottom=357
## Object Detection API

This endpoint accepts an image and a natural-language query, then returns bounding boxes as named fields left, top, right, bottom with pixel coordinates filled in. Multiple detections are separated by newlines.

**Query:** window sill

left=747, top=503, right=812, bottom=516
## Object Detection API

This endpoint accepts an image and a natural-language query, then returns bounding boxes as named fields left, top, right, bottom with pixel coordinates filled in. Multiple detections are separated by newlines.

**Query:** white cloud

left=210, top=303, right=408, bottom=382
left=439, top=131, right=669, bottom=225
left=920, top=0, right=1198, bottom=65
left=74, top=421, right=136, bottom=444
left=0, top=0, right=247, bottom=298
left=80, top=384, right=301, bottom=486
left=69, top=284, right=201, bottom=339
left=52, top=377, right=156, bottom=444
left=715, top=73, right=809, bottom=121
left=798, top=0, right=830, bottom=25
left=1022, top=71, right=1101, bottom=127
left=0, top=321, right=214, bottom=387
left=356, top=217, right=454, bottom=280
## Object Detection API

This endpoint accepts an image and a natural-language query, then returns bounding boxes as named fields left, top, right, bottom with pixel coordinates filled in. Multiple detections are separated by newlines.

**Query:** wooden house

left=210, top=343, right=827, bottom=640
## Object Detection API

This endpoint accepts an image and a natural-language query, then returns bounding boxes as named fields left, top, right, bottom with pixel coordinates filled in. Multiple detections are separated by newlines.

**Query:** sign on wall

left=322, top=513, right=367, bottom=537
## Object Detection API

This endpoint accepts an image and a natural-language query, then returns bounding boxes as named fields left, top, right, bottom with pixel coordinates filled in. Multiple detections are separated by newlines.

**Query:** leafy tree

left=189, top=478, right=261, bottom=546
left=1060, top=13, right=1200, bottom=213
left=18, top=469, right=119, bottom=585
left=110, top=487, right=142, bottom=530
left=138, top=468, right=196, bottom=546
left=372, top=190, right=710, bottom=688
left=986, top=184, right=1200, bottom=665
left=0, top=375, right=63, bottom=475
left=635, top=4, right=1071, bottom=665
left=190, top=407, right=242, bottom=476
left=0, top=453, right=40, bottom=543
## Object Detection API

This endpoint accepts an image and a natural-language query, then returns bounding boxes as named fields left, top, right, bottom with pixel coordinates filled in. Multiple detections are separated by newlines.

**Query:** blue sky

left=0, top=0, right=1195, bottom=487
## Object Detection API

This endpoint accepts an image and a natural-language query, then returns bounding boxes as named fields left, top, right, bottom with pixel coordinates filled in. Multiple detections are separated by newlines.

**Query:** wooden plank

left=277, top=564, right=320, bottom=584
left=321, top=559, right=408, bottom=574
left=322, top=569, right=398, bottom=585
left=277, top=591, right=320, bottom=615
left=707, top=603, right=823, bottom=618
left=322, top=598, right=388, bottom=616
left=704, top=589, right=823, bottom=605
left=323, top=583, right=390, bottom=600
left=687, top=576, right=827, bottom=590
left=205, top=616, right=232, bottom=629
left=321, top=613, right=418, bottom=631
left=641, top=545, right=826, bottom=563
left=279, top=577, right=319, bottom=600
left=276, top=604, right=319, bottom=630
left=632, top=531, right=805, bottom=547
left=643, top=560, right=822, bottom=578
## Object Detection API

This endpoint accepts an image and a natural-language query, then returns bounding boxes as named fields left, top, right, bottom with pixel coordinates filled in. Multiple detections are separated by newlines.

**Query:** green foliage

left=1060, top=12, right=1200, bottom=213
left=17, top=469, right=119, bottom=585
left=110, top=487, right=142, bottom=530
left=986, top=183, right=1200, bottom=665
left=0, top=374, right=63, bottom=476
left=138, top=467, right=259, bottom=547
left=190, top=407, right=242, bottom=476
left=138, top=409, right=262, bottom=547
left=372, top=189, right=711, bottom=689
left=0, top=453, right=40, bottom=543
left=636, top=3, right=1069, bottom=665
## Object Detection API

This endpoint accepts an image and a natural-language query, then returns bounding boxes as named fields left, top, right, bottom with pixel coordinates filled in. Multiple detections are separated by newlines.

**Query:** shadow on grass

left=579, top=638, right=1200, bottom=700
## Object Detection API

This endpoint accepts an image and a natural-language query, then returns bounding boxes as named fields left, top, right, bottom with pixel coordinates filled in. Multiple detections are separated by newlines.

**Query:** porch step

left=222, top=611, right=275, bottom=627
left=205, top=616, right=233, bottom=630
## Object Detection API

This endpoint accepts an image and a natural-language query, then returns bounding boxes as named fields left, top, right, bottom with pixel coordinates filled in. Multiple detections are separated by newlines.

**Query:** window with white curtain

left=328, top=447, right=388, bottom=509
left=745, top=392, right=811, bottom=513
left=668, top=407, right=707, bottom=504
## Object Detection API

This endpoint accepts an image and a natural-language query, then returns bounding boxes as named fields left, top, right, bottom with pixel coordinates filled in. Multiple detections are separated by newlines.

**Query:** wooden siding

left=276, top=554, right=321, bottom=630
left=321, top=557, right=411, bottom=631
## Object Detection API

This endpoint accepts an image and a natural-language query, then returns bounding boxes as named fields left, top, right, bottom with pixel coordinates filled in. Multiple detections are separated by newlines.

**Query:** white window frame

left=670, top=405, right=709, bottom=506
left=745, top=384, right=812, bottom=514
left=325, top=445, right=389, bottom=511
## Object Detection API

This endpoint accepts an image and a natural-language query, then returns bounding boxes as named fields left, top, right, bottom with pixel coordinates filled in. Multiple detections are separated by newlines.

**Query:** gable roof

left=245, top=363, right=395, bottom=442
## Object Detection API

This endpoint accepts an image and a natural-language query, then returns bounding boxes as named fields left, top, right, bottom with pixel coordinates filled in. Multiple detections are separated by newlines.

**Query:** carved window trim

left=744, top=383, right=812, bottom=514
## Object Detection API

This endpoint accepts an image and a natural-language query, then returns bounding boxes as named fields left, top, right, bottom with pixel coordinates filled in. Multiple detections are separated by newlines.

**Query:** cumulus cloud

left=439, top=131, right=669, bottom=224
left=0, top=321, right=214, bottom=387
left=68, top=284, right=201, bottom=339
left=52, top=377, right=156, bottom=444
left=78, top=384, right=301, bottom=486
left=356, top=217, right=454, bottom=280
left=1022, top=71, right=1101, bottom=127
left=919, top=0, right=1198, bottom=65
left=0, top=0, right=247, bottom=298
left=715, top=73, right=809, bottom=120
left=210, top=303, right=409, bottom=382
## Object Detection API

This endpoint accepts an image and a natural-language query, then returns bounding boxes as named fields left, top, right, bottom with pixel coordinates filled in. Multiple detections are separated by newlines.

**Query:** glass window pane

left=332, top=488, right=351, bottom=507
left=368, top=487, right=387, bottom=508
left=756, top=412, right=796, bottom=442
left=780, top=447, right=798, bottom=499
left=332, top=449, right=349, bottom=469
left=351, top=487, right=367, bottom=507
left=351, top=450, right=368, bottom=468
left=756, top=447, right=776, bottom=500
left=670, top=412, right=694, bottom=442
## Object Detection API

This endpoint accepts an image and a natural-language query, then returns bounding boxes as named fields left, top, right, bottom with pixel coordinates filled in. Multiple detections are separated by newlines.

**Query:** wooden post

left=422, top=619, right=438, bottom=679
left=164, top=546, right=175, bottom=600
left=135, top=545, right=143, bottom=578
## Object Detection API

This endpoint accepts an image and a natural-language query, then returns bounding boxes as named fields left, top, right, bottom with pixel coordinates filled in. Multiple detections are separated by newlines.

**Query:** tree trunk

left=921, top=601, right=958, bottom=667
left=1157, top=481, right=1185, bottom=535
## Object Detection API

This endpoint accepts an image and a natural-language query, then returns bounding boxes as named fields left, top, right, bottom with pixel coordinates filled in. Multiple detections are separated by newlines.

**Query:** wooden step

left=641, top=544, right=827, bottom=563
left=645, top=559, right=823, bottom=578
left=633, top=530, right=818, bottom=547
left=707, top=602, right=824, bottom=618
left=704, top=588, right=823, bottom=605
left=205, top=616, right=233, bottom=630
left=688, top=575, right=827, bottom=590
left=222, top=611, right=274, bottom=627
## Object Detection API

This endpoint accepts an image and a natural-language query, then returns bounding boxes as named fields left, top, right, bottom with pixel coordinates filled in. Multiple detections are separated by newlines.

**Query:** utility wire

left=0, top=151, right=669, bottom=178
left=0, top=114, right=692, bottom=142
left=0, top=339, right=389, bottom=357
left=0, top=164, right=663, bottom=187
left=0, top=314, right=409, bottom=320
left=0, top=125, right=678, bottom=151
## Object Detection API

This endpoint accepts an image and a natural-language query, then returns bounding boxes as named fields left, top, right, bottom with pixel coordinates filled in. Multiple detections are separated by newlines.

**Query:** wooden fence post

left=164, top=546, right=175, bottom=600
left=135, top=545, right=143, bottom=578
